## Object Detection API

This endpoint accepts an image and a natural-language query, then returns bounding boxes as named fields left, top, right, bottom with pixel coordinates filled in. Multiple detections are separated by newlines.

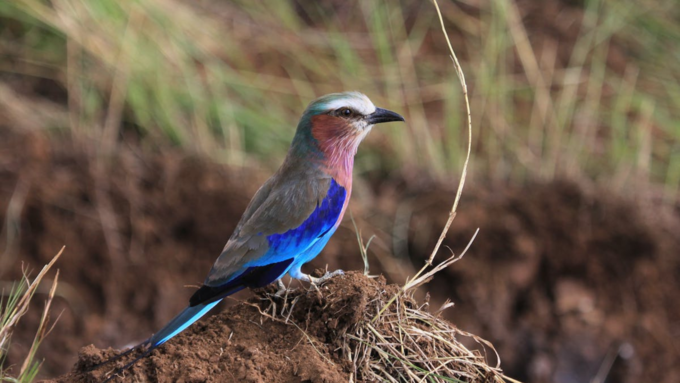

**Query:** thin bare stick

left=432, top=0, right=473, bottom=227
left=374, top=0, right=477, bottom=321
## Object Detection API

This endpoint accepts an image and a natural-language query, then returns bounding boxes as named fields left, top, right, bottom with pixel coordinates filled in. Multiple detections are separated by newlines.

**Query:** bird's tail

left=148, top=300, right=221, bottom=347
left=95, top=300, right=221, bottom=382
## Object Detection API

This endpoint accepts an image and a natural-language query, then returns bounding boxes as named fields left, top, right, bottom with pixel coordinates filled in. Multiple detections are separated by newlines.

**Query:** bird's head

left=291, top=92, right=404, bottom=175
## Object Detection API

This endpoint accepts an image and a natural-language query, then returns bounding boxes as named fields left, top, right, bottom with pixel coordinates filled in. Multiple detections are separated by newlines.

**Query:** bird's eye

left=340, top=108, right=353, bottom=117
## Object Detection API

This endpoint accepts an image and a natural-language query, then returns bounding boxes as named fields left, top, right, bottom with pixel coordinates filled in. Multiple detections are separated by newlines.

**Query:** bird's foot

left=303, top=269, right=345, bottom=286
left=274, top=279, right=297, bottom=297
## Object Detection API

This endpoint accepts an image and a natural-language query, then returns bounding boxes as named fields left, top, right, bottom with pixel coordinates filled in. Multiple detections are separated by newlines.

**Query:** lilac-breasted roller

left=98, top=92, right=404, bottom=380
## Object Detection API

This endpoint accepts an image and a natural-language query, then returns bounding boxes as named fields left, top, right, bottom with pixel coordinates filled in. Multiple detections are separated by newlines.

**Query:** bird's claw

left=308, top=269, right=345, bottom=286
left=275, top=279, right=287, bottom=297
left=274, top=279, right=297, bottom=297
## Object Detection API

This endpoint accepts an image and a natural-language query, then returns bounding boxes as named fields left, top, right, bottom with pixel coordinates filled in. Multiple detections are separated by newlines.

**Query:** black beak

left=365, top=107, right=405, bottom=125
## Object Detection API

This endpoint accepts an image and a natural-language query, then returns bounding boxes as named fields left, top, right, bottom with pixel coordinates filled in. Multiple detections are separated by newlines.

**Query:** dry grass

left=247, top=264, right=517, bottom=383
left=0, top=247, right=63, bottom=382
left=346, top=289, right=513, bottom=383
left=253, top=267, right=517, bottom=383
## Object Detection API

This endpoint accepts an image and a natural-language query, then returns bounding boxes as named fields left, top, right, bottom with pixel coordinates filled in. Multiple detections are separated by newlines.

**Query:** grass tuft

left=0, top=247, right=63, bottom=383
left=345, top=286, right=515, bottom=383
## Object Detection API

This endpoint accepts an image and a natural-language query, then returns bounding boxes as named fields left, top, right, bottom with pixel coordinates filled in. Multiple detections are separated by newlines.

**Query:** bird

left=95, top=91, right=404, bottom=381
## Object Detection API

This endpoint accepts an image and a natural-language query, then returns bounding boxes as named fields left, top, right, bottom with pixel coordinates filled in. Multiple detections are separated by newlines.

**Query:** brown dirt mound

left=50, top=272, right=371, bottom=383
left=47, top=271, right=501, bottom=383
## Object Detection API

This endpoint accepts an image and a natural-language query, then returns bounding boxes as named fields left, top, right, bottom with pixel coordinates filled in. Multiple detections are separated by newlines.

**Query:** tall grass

left=0, top=0, right=678, bottom=200
left=0, top=248, right=63, bottom=382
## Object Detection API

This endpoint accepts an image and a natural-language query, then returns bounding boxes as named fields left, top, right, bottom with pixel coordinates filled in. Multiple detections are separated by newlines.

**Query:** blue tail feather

left=149, top=300, right=221, bottom=347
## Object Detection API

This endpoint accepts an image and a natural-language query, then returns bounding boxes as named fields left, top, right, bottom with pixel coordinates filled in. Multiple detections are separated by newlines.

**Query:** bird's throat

left=310, top=115, right=363, bottom=185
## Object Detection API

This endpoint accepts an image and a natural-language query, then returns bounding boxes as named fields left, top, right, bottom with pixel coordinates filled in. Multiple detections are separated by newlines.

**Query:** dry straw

left=253, top=269, right=518, bottom=383
left=0, top=247, right=64, bottom=382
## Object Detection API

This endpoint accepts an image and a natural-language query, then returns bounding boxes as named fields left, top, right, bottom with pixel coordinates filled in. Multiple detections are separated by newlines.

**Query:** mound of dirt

left=47, top=271, right=502, bottom=383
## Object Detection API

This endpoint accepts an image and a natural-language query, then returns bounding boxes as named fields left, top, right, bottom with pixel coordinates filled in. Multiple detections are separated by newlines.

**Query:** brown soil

left=1, top=127, right=679, bottom=383
left=47, top=271, right=505, bottom=383
left=48, top=272, right=385, bottom=383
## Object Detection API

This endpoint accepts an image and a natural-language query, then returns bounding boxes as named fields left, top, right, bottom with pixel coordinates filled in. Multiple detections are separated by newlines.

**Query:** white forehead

left=323, top=92, right=376, bottom=116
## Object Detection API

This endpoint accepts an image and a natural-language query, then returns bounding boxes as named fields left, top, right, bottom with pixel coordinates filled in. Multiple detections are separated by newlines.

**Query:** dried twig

left=373, top=0, right=477, bottom=322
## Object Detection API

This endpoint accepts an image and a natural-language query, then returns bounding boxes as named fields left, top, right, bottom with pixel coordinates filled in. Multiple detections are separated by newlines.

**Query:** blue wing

left=265, top=178, right=346, bottom=256
left=189, top=178, right=347, bottom=305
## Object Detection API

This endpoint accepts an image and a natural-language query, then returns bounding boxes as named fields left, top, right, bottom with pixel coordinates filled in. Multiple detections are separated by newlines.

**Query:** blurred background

left=0, top=0, right=678, bottom=382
